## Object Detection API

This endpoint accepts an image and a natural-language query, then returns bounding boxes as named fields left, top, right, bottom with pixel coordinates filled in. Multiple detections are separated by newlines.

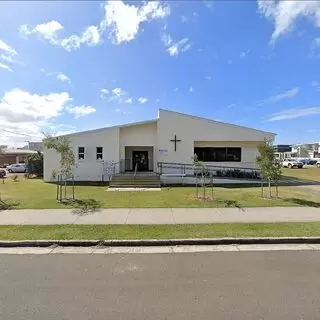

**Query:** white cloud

left=19, top=1, right=170, bottom=51
left=258, top=0, right=320, bottom=43
left=124, top=98, right=133, bottom=104
left=0, top=39, right=18, bottom=71
left=0, top=89, right=90, bottom=144
left=227, top=103, right=236, bottom=109
left=240, top=50, right=250, bottom=58
left=19, top=20, right=63, bottom=45
left=19, top=20, right=101, bottom=52
left=261, top=87, right=299, bottom=104
left=0, top=39, right=18, bottom=56
left=115, top=108, right=121, bottom=112
left=100, top=88, right=109, bottom=98
left=310, top=37, right=320, bottom=57
left=0, top=62, right=13, bottom=72
left=100, top=87, right=128, bottom=103
left=46, top=71, right=71, bottom=83
left=181, top=15, right=187, bottom=23
left=203, top=1, right=214, bottom=11
left=56, top=72, right=71, bottom=83
left=311, top=80, right=320, bottom=90
left=103, top=0, right=170, bottom=44
left=173, top=87, right=179, bottom=92
left=205, top=75, right=212, bottom=81
left=59, top=25, right=101, bottom=51
left=66, top=105, right=96, bottom=118
left=161, top=33, right=172, bottom=47
left=138, top=97, right=148, bottom=104
left=267, top=107, right=320, bottom=121
left=165, top=37, right=192, bottom=56
left=0, top=89, right=70, bottom=123
left=189, top=86, right=194, bottom=93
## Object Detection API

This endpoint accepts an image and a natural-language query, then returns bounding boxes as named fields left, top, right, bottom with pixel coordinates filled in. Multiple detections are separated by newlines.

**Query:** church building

left=43, top=109, right=275, bottom=182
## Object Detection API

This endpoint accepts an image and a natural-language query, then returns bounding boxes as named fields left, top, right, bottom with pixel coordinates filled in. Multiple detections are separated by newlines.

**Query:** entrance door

left=132, top=151, right=148, bottom=171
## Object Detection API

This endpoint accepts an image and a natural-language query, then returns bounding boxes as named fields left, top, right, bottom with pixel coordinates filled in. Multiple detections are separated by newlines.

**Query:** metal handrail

left=157, top=161, right=261, bottom=180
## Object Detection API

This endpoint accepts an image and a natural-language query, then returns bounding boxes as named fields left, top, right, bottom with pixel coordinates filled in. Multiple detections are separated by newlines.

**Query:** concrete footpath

left=0, top=207, right=319, bottom=225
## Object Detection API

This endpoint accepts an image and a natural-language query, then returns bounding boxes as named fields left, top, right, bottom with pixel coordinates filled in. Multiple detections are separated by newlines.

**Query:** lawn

left=0, top=167, right=319, bottom=209
left=282, top=167, right=320, bottom=182
left=1, top=223, right=320, bottom=240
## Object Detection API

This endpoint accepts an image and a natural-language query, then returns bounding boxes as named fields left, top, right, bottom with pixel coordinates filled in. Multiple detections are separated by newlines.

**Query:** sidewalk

left=0, top=207, right=320, bottom=225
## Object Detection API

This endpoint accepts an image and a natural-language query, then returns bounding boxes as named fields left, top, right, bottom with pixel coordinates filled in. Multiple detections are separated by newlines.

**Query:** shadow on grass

left=0, top=200, right=20, bottom=211
left=216, top=199, right=245, bottom=211
left=62, top=198, right=103, bottom=215
left=284, top=198, right=320, bottom=208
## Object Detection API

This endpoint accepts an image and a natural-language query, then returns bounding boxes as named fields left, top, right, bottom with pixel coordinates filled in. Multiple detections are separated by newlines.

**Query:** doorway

left=132, top=151, right=149, bottom=171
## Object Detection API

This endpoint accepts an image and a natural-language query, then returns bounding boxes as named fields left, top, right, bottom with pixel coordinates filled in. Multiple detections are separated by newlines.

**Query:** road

left=0, top=251, right=320, bottom=319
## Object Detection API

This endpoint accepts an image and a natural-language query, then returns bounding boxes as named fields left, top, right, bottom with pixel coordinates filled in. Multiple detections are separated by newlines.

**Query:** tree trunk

left=275, top=181, right=279, bottom=198
left=261, top=180, right=264, bottom=198
left=268, top=179, right=271, bottom=198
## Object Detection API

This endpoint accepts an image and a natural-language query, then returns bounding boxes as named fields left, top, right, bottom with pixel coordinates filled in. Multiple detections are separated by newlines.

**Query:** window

left=194, top=147, right=241, bottom=162
left=78, top=147, right=85, bottom=160
left=96, top=147, right=103, bottom=160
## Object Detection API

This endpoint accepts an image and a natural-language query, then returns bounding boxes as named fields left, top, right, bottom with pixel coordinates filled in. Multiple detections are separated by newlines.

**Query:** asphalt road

left=0, top=251, right=320, bottom=319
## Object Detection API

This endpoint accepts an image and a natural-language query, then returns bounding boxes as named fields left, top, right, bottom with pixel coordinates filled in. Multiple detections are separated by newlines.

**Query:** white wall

left=119, top=122, right=157, bottom=170
left=157, top=109, right=274, bottom=170
left=44, top=127, right=120, bottom=182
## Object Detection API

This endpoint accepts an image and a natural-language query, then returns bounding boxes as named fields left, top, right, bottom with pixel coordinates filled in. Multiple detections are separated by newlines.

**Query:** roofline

left=60, top=119, right=158, bottom=138
left=159, top=108, right=276, bottom=137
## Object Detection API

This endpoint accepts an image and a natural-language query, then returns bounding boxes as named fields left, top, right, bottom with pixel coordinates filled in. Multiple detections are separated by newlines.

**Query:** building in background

left=0, top=149, right=38, bottom=167
left=274, top=144, right=294, bottom=160
left=18, top=141, right=43, bottom=152
left=291, top=142, right=320, bottom=158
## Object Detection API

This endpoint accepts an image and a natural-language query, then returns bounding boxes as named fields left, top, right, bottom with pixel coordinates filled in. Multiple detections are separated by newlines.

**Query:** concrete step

left=109, top=185, right=161, bottom=188
left=112, top=175, right=159, bottom=181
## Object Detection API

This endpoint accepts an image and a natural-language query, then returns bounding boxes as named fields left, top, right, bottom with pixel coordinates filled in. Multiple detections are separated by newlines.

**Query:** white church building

left=44, top=109, right=275, bottom=182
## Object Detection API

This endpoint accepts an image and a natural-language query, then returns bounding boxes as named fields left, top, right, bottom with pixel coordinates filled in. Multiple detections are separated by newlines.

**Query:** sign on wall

left=158, top=149, right=168, bottom=156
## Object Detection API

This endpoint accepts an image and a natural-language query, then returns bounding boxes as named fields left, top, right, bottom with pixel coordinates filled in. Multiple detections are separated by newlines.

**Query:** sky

left=0, top=0, right=320, bottom=147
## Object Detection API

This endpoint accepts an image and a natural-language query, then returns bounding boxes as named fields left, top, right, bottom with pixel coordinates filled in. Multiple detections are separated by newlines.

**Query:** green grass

left=0, top=167, right=319, bottom=209
left=0, top=223, right=320, bottom=240
left=282, top=167, right=320, bottom=182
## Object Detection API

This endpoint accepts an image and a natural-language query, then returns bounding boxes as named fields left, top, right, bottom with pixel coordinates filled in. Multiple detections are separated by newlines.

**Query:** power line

left=0, top=129, right=43, bottom=139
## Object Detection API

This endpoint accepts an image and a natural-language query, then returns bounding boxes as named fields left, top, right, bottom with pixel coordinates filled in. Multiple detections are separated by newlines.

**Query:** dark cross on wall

left=170, top=134, right=181, bottom=152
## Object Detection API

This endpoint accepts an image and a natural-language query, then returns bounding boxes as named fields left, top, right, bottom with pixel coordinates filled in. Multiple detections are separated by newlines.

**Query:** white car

left=282, top=159, right=303, bottom=169
left=316, top=160, right=320, bottom=168
left=6, top=163, right=27, bottom=173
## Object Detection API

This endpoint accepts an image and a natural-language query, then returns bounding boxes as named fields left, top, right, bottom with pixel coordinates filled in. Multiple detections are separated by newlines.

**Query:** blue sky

left=0, top=0, right=320, bottom=147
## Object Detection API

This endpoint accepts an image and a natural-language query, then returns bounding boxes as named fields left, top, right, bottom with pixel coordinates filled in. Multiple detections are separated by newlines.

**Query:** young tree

left=25, top=151, right=43, bottom=177
left=192, top=153, right=210, bottom=200
left=44, top=135, right=75, bottom=179
left=256, top=139, right=280, bottom=198
left=44, top=135, right=75, bottom=201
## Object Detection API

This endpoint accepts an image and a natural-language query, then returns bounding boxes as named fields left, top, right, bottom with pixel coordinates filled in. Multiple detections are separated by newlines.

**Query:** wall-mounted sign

left=158, top=149, right=168, bottom=156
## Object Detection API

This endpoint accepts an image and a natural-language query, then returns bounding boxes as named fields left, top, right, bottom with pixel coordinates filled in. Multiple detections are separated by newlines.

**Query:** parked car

left=316, top=160, right=320, bottom=168
left=282, top=159, right=304, bottom=168
left=6, top=163, right=27, bottom=173
left=0, top=169, right=6, bottom=178
left=306, top=159, right=318, bottom=165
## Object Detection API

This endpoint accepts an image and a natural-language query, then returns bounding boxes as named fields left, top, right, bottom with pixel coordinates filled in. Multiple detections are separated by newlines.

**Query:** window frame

left=78, top=146, right=85, bottom=160
left=194, top=147, right=241, bottom=162
left=96, top=146, right=103, bottom=160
